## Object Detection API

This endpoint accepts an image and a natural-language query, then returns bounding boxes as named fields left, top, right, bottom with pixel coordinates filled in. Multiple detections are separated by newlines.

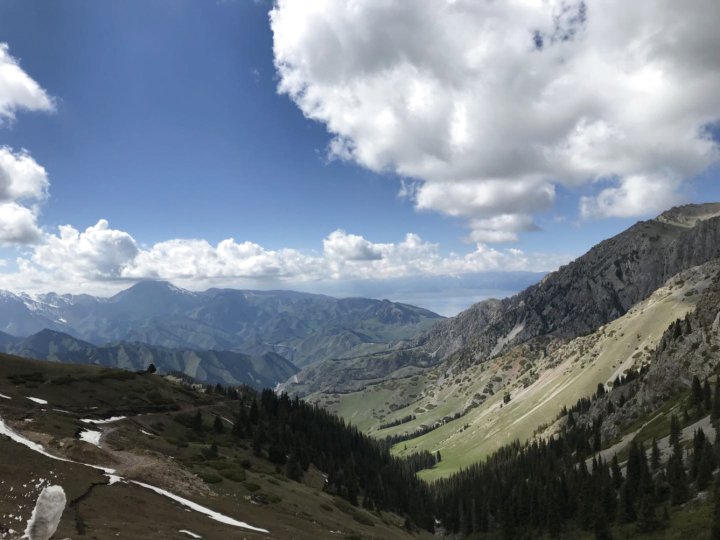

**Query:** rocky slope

left=287, top=203, right=720, bottom=400
left=423, top=203, right=720, bottom=366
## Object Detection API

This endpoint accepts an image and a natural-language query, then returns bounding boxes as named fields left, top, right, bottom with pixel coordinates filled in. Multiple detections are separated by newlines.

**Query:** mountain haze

left=0, top=329, right=298, bottom=389
left=0, top=283, right=443, bottom=367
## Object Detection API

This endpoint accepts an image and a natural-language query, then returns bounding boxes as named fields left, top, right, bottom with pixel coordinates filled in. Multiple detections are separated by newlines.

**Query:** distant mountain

left=0, top=329, right=298, bottom=388
left=0, top=284, right=443, bottom=367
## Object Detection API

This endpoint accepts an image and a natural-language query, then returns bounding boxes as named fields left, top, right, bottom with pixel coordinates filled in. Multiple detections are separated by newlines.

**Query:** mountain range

left=0, top=283, right=443, bottom=368
left=0, top=328, right=299, bottom=389
left=3, top=203, right=720, bottom=538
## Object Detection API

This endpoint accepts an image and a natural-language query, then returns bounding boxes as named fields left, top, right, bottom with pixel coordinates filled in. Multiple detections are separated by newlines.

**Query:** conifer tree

left=651, top=438, right=661, bottom=470
left=611, top=455, right=623, bottom=490
left=705, top=379, right=713, bottom=412
left=667, top=445, right=690, bottom=506
left=592, top=503, right=613, bottom=540
left=696, top=441, right=716, bottom=492
left=636, top=493, right=660, bottom=533
left=692, top=376, right=703, bottom=410
left=713, top=381, right=720, bottom=422
left=711, top=474, right=720, bottom=540
left=617, top=481, right=636, bottom=523
left=669, top=414, right=681, bottom=447
left=213, top=415, right=224, bottom=434
left=192, top=409, right=203, bottom=433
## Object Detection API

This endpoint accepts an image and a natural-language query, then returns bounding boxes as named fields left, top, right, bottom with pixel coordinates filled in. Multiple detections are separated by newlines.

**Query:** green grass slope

left=0, top=355, right=432, bottom=539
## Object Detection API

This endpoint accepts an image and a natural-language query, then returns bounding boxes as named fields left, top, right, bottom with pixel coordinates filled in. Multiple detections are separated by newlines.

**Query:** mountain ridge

left=0, top=328, right=299, bottom=389
left=0, top=283, right=444, bottom=367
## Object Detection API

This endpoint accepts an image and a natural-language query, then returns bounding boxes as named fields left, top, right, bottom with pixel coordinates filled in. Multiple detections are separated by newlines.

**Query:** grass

left=369, top=272, right=703, bottom=480
left=0, top=354, right=432, bottom=540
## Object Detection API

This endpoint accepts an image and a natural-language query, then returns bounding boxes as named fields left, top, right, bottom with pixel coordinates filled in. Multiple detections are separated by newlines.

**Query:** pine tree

left=667, top=445, right=689, bottom=506
left=692, top=376, right=703, bottom=410
left=651, top=438, right=661, bottom=470
left=611, top=455, right=623, bottom=490
left=705, top=379, right=713, bottom=412
left=192, top=409, right=203, bottom=433
left=213, top=415, right=224, bottom=434
left=696, top=441, right=716, bottom=492
left=713, top=381, right=720, bottom=422
left=669, top=414, right=681, bottom=447
left=285, top=455, right=303, bottom=481
left=592, top=502, right=613, bottom=540
left=636, top=493, right=660, bottom=533
left=711, top=474, right=720, bottom=540
left=617, top=481, right=636, bottom=523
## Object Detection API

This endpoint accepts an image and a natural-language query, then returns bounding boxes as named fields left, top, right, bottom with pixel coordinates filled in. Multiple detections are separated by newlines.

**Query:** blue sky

left=0, top=0, right=718, bottom=314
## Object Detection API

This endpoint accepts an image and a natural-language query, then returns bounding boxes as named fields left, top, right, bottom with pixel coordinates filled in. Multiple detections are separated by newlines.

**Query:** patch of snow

left=179, top=530, right=202, bottom=539
left=24, top=485, right=66, bottom=540
left=0, top=392, right=10, bottom=400
left=0, top=416, right=117, bottom=482
left=79, top=429, right=102, bottom=447
left=1, top=414, right=267, bottom=534
left=139, top=429, right=154, bottom=436
left=80, top=416, right=126, bottom=424
left=27, top=397, right=48, bottom=405
left=131, top=480, right=269, bottom=533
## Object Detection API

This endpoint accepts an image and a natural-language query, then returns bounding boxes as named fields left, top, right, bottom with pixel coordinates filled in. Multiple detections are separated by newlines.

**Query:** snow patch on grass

left=131, top=480, right=269, bottom=533
left=80, top=416, right=126, bottom=424
left=79, top=429, right=102, bottom=447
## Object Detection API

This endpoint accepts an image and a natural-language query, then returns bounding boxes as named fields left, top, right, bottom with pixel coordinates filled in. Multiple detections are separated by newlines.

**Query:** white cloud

left=323, top=230, right=383, bottom=261
left=0, top=43, right=54, bottom=245
left=270, top=0, right=720, bottom=240
left=580, top=173, right=683, bottom=219
left=31, top=220, right=139, bottom=279
left=0, top=43, right=54, bottom=122
left=0, top=221, right=570, bottom=295
left=0, top=148, right=49, bottom=244
left=0, top=147, right=49, bottom=202
left=0, top=202, right=43, bottom=244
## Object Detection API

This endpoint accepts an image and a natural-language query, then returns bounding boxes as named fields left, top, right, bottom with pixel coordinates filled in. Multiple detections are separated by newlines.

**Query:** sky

left=0, top=0, right=718, bottom=315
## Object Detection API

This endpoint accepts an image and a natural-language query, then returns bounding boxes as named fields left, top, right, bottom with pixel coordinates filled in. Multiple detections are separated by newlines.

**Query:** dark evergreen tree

left=711, top=474, right=720, bottom=540
left=705, top=379, right=713, bottom=412
left=651, top=437, right=661, bottom=470
left=692, top=375, right=703, bottom=410
left=213, top=415, right=224, bottom=434
left=667, top=444, right=689, bottom=506
left=192, top=409, right=203, bottom=433
left=669, top=414, right=681, bottom=447
left=712, top=380, right=720, bottom=423
left=636, top=493, right=660, bottom=533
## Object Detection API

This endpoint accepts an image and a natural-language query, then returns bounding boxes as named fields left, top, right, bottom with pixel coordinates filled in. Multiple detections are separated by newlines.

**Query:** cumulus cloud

left=31, top=220, right=139, bottom=279
left=0, top=43, right=54, bottom=244
left=0, top=43, right=54, bottom=122
left=323, top=230, right=383, bottom=261
left=0, top=220, right=570, bottom=295
left=0, top=148, right=49, bottom=244
left=270, top=0, right=720, bottom=239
